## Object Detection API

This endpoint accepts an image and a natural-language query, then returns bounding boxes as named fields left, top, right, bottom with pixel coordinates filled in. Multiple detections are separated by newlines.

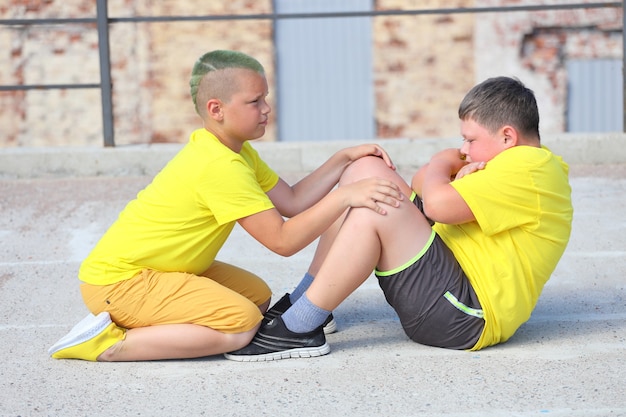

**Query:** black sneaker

left=224, top=316, right=330, bottom=362
left=262, top=293, right=292, bottom=324
left=264, top=293, right=338, bottom=334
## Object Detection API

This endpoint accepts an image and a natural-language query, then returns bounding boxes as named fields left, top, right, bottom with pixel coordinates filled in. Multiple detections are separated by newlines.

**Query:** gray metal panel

left=567, top=59, right=623, bottom=132
left=275, top=0, right=374, bottom=141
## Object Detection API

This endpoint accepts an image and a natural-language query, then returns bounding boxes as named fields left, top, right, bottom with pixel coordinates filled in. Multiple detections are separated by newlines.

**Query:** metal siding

left=275, top=0, right=374, bottom=141
left=567, top=59, right=623, bottom=132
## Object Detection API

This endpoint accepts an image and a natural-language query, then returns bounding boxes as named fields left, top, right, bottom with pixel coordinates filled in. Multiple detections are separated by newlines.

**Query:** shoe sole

left=48, top=312, right=112, bottom=355
left=323, top=318, right=337, bottom=335
left=224, top=343, right=331, bottom=362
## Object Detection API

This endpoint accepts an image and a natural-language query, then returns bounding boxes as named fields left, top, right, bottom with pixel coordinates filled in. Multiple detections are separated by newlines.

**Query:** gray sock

left=282, top=293, right=330, bottom=333
left=289, top=272, right=314, bottom=304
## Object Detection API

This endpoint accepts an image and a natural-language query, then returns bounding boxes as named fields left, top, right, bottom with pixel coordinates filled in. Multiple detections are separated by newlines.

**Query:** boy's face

left=459, top=118, right=510, bottom=163
left=220, top=69, right=270, bottom=144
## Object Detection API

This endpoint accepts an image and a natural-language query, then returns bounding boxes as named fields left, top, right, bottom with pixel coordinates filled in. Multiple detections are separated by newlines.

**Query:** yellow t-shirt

left=79, top=128, right=279, bottom=285
left=433, top=145, right=573, bottom=350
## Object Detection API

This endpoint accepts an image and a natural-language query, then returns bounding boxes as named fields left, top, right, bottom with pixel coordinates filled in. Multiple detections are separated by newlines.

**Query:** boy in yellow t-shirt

left=226, top=76, right=573, bottom=361
left=48, top=50, right=404, bottom=362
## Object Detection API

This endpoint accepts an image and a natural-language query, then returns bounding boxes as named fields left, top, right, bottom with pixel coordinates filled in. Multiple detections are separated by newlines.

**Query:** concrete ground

left=0, top=137, right=625, bottom=417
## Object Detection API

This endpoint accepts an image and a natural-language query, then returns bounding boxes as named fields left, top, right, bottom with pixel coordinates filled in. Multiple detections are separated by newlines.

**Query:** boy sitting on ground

left=226, top=76, right=574, bottom=361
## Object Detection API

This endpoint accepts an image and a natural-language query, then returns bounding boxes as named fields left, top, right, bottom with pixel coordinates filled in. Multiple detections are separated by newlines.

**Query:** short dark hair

left=458, top=76, right=540, bottom=140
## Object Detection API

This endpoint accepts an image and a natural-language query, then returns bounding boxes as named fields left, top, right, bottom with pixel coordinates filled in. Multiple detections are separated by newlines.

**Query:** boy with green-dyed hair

left=190, top=50, right=265, bottom=116
left=48, top=50, right=403, bottom=362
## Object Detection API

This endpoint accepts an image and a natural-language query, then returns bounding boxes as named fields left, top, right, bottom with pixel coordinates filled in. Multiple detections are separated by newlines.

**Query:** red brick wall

left=0, top=0, right=622, bottom=146
left=373, top=0, right=475, bottom=139
left=474, top=0, right=622, bottom=133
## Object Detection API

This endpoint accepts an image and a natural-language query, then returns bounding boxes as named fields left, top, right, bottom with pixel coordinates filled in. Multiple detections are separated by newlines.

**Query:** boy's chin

left=251, top=129, right=266, bottom=140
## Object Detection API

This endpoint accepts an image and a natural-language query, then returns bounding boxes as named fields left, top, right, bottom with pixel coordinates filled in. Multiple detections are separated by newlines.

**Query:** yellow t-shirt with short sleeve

left=433, top=145, right=573, bottom=350
left=79, top=128, right=279, bottom=285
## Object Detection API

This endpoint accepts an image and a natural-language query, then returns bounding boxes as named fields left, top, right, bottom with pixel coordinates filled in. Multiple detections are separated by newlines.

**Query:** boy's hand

left=344, top=145, right=396, bottom=171
left=430, top=148, right=469, bottom=179
left=341, top=177, right=403, bottom=215
left=455, top=161, right=486, bottom=180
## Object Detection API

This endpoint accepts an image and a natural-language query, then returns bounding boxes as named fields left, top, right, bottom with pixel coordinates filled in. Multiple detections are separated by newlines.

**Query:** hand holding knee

left=340, top=177, right=403, bottom=215
left=342, top=144, right=397, bottom=171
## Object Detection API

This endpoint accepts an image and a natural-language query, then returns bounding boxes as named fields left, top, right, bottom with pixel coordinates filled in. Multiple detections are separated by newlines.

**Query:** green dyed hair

left=458, top=76, right=540, bottom=141
left=189, top=50, right=265, bottom=116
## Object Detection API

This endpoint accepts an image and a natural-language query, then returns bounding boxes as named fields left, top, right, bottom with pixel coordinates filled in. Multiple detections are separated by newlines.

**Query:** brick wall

left=0, top=1, right=101, bottom=146
left=0, top=0, right=622, bottom=147
left=475, top=0, right=623, bottom=133
left=374, top=0, right=475, bottom=140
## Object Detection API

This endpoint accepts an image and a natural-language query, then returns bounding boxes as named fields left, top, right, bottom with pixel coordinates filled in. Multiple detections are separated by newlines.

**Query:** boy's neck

left=517, top=135, right=541, bottom=148
left=204, top=126, right=244, bottom=153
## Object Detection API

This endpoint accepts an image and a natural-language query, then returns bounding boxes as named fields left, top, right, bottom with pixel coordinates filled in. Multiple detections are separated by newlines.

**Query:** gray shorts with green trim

left=375, top=197, right=485, bottom=350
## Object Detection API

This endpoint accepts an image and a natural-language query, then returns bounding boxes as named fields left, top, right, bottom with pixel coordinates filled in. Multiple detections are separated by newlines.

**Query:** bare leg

left=98, top=323, right=261, bottom=362
left=307, top=157, right=408, bottom=276
left=98, top=298, right=270, bottom=362
left=306, top=157, right=434, bottom=311
left=307, top=211, right=345, bottom=277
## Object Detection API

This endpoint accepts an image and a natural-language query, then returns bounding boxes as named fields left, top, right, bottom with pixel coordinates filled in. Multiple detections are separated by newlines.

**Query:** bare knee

left=341, top=156, right=411, bottom=195
left=341, top=156, right=388, bottom=183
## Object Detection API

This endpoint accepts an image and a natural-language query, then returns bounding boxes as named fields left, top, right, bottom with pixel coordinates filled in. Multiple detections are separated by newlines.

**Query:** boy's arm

left=421, top=148, right=475, bottom=224
left=268, top=144, right=395, bottom=218
left=412, top=159, right=484, bottom=197
left=239, top=176, right=402, bottom=257
left=411, top=163, right=429, bottom=197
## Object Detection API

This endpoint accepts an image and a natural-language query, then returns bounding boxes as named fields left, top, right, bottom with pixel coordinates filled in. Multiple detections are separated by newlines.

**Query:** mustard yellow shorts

left=80, top=261, right=272, bottom=334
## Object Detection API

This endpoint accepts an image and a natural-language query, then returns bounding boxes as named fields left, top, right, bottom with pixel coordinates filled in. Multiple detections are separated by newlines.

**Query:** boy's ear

left=502, top=125, right=518, bottom=149
left=206, top=99, right=223, bottom=121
